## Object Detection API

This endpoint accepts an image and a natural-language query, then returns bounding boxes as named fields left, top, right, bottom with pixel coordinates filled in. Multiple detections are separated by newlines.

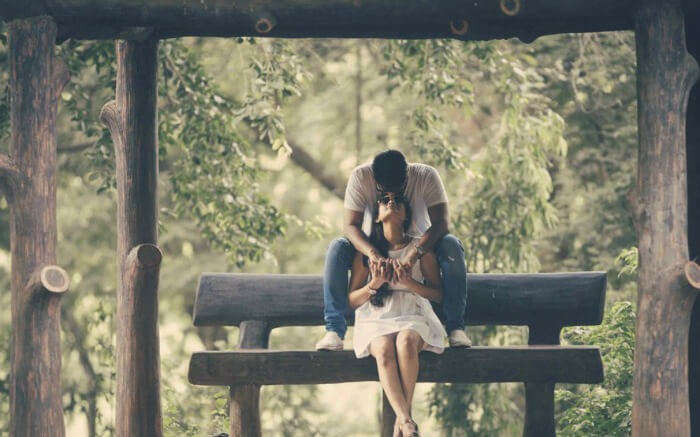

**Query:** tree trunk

left=100, top=38, right=163, bottom=437
left=684, top=7, right=700, bottom=434
left=5, top=15, right=71, bottom=437
left=632, top=1, right=699, bottom=435
left=62, top=308, right=100, bottom=437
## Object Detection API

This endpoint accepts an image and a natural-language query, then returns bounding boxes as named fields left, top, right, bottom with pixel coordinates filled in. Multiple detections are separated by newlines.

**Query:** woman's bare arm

left=347, top=251, right=374, bottom=309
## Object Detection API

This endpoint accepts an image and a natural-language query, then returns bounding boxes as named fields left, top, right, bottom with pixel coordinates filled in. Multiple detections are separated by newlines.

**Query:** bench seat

left=188, top=345, right=603, bottom=386
left=188, top=271, right=607, bottom=437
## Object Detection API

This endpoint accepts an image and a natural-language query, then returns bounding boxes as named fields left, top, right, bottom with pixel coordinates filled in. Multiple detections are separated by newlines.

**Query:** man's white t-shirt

left=343, top=162, right=448, bottom=237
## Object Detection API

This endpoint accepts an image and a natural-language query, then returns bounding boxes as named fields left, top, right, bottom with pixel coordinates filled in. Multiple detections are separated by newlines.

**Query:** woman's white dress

left=353, top=237, right=447, bottom=358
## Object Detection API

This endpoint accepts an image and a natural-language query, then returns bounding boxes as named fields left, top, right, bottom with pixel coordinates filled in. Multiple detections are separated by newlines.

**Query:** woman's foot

left=399, top=417, right=419, bottom=437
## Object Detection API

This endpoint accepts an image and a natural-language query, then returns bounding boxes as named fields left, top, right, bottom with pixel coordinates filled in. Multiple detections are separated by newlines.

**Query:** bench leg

left=229, top=385, right=261, bottom=437
left=381, top=390, right=396, bottom=437
left=523, top=382, right=555, bottom=437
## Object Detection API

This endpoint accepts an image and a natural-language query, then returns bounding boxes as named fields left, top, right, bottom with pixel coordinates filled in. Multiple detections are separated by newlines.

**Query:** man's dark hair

left=372, top=149, right=408, bottom=192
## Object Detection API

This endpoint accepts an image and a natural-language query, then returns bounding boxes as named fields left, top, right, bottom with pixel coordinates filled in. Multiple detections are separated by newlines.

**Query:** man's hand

left=398, top=245, right=420, bottom=269
left=390, top=259, right=415, bottom=288
left=368, top=247, right=386, bottom=264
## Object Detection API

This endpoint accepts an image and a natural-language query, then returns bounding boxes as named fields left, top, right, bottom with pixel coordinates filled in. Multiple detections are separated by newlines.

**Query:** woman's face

left=376, top=193, right=407, bottom=224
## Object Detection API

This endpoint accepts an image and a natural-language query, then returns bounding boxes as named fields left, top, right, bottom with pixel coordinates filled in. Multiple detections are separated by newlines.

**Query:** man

left=315, top=149, right=472, bottom=350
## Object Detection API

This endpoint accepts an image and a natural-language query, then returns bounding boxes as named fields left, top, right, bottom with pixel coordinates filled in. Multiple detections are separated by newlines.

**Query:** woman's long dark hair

left=362, top=197, right=412, bottom=306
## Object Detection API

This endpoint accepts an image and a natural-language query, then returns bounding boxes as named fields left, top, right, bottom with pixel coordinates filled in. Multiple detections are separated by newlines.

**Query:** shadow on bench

left=188, top=272, right=606, bottom=437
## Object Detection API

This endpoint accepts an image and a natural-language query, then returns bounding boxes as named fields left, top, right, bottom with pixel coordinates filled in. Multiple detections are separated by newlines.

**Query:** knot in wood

left=255, top=17, right=275, bottom=34
left=449, top=19, right=469, bottom=36
left=500, top=0, right=521, bottom=16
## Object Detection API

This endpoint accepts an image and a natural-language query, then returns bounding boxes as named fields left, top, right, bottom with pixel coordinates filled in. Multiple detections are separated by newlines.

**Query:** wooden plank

left=193, top=272, right=606, bottom=328
left=188, top=346, right=603, bottom=386
left=0, top=0, right=634, bottom=41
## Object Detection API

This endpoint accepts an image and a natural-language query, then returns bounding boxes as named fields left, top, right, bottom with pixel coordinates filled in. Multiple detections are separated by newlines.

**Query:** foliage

left=556, top=301, right=635, bottom=436
left=0, top=22, right=640, bottom=436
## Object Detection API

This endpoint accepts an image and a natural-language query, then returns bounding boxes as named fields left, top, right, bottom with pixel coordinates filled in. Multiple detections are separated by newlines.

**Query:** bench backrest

left=193, top=272, right=606, bottom=335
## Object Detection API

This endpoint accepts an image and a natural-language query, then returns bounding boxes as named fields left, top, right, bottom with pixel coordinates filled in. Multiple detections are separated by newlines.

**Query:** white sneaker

left=448, top=329, right=472, bottom=348
left=315, top=331, right=344, bottom=351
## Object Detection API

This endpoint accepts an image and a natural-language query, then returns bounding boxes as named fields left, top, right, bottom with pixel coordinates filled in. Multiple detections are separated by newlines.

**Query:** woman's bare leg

left=369, top=333, right=412, bottom=423
left=395, top=329, right=424, bottom=410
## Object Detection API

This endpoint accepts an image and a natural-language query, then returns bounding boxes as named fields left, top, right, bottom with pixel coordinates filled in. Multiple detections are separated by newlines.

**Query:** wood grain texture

left=193, top=272, right=606, bottom=328
left=229, top=321, right=270, bottom=437
left=522, top=324, right=560, bottom=437
left=8, top=16, right=69, bottom=437
left=188, top=346, right=603, bottom=386
left=686, top=10, right=699, bottom=433
left=632, top=1, right=700, bottom=435
left=0, top=0, right=634, bottom=41
left=104, top=38, right=164, bottom=437
left=380, top=392, right=395, bottom=437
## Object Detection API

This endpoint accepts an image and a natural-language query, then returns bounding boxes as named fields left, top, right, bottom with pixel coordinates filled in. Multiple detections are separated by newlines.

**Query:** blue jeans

left=322, top=234, right=468, bottom=339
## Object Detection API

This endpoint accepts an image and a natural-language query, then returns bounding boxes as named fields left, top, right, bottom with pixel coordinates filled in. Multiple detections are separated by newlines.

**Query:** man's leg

left=322, top=236, right=356, bottom=339
left=434, top=234, right=468, bottom=333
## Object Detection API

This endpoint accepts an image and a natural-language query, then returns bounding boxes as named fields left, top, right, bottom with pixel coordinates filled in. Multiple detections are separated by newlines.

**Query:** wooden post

left=230, top=320, right=271, bottom=437
left=2, top=16, right=71, bottom=437
left=632, top=1, right=700, bottom=435
left=380, top=391, right=396, bottom=437
left=684, top=8, right=700, bottom=434
left=523, top=324, right=561, bottom=437
left=100, top=37, right=163, bottom=437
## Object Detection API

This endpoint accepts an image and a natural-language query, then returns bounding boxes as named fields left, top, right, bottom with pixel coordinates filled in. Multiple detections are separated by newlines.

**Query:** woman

left=348, top=192, right=447, bottom=437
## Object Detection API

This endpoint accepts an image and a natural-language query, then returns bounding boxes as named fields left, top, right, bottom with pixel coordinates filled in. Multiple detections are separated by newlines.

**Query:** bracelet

left=367, top=285, right=379, bottom=295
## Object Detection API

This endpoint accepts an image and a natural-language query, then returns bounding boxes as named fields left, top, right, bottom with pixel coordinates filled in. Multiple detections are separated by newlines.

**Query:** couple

left=315, top=149, right=471, bottom=436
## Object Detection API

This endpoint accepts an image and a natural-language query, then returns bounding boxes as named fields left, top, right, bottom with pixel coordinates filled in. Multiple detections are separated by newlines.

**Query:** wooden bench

left=188, top=272, right=606, bottom=437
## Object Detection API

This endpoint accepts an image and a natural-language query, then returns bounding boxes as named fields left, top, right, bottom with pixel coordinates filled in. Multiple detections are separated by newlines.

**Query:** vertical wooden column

left=100, top=37, right=164, bottom=437
left=632, top=1, right=699, bottom=435
left=230, top=320, right=271, bottom=437
left=380, top=391, right=396, bottom=437
left=523, top=324, right=561, bottom=437
left=684, top=8, right=700, bottom=435
left=2, top=16, right=71, bottom=437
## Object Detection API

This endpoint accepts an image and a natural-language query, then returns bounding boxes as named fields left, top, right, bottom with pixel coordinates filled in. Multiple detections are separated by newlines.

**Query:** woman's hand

left=390, top=259, right=414, bottom=288
left=368, top=259, right=392, bottom=289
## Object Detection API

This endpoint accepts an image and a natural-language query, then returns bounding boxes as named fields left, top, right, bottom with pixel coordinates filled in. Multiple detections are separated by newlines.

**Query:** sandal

left=400, top=417, right=420, bottom=437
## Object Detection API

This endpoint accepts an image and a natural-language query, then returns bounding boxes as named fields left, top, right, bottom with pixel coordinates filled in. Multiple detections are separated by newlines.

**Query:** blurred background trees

left=0, top=27, right=638, bottom=436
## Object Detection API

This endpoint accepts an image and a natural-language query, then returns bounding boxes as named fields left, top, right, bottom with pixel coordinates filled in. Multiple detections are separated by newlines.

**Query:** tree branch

left=58, top=141, right=94, bottom=154
left=287, top=139, right=346, bottom=199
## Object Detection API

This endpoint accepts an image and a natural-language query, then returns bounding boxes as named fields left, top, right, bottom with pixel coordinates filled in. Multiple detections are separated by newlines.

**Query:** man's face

left=375, top=178, right=407, bottom=197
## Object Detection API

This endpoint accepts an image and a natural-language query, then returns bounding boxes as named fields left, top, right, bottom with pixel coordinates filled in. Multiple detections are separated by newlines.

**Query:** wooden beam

left=101, top=39, right=164, bottom=437
left=0, top=0, right=634, bottom=41
left=192, top=272, right=606, bottom=328
left=188, top=346, right=604, bottom=386
left=632, top=0, right=699, bottom=435
left=8, top=16, right=70, bottom=437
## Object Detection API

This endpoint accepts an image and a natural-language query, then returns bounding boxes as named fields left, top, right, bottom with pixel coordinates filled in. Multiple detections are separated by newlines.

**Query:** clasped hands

left=368, top=257, right=414, bottom=290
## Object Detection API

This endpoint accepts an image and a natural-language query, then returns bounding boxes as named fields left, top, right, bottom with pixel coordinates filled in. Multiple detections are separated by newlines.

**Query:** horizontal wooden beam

left=192, top=271, right=606, bottom=328
left=188, top=345, right=604, bottom=386
left=0, top=0, right=634, bottom=41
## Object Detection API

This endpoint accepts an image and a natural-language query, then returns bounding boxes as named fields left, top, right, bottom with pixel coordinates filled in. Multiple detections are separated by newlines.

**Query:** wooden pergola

left=0, top=0, right=697, bottom=436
